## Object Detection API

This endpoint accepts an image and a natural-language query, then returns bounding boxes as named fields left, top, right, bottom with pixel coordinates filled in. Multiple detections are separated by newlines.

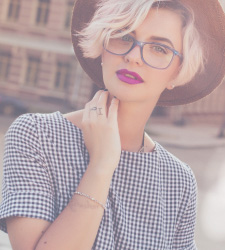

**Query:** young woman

left=0, top=0, right=225, bottom=249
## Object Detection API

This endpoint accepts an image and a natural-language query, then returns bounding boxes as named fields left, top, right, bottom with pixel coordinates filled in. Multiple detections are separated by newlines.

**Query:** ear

left=101, top=53, right=104, bottom=68
left=166, top=84, right=175, bottom=90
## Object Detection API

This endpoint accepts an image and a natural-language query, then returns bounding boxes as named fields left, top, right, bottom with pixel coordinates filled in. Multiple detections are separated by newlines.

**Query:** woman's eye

left=152, top=45, right=167, bottom=54
left=121, top=35, right=133, bottom=42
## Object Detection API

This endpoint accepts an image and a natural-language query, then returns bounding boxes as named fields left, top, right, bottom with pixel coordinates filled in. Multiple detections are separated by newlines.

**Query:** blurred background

left=0, top=0, right=225, bottom=249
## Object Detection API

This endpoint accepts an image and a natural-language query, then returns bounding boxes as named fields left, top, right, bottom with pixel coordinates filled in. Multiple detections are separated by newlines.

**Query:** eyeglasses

left=103, top=34, right=183, bottom=70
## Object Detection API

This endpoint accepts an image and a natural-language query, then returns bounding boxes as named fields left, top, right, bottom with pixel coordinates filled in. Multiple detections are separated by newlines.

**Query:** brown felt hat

left=71, top=0, right=225, bottom=106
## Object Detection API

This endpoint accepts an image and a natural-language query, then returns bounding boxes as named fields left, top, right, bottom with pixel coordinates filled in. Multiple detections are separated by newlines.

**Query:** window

left=36, top=0, right=50, bottom=26
left=54, top=62, right=70, bottom=91
left=25, top=57, right=40, bottom=86
left=0, top=51, right=11, bottom=81
left=64, top=1, right=74, bottom=29
left=7, top=0, right=20, bottom=21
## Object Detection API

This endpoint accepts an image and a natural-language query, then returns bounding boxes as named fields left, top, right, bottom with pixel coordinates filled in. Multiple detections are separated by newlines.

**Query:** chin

left=104, top=76, right=151, bottom=102
left=110, top=90, right=145, bottom=103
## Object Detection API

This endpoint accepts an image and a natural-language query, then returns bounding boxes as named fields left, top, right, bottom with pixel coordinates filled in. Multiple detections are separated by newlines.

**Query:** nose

left=124, top=45, right=143, bottom=66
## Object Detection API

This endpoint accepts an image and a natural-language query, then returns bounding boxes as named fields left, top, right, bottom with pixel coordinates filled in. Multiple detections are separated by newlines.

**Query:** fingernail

left=104, top=89, right=108, bottom=91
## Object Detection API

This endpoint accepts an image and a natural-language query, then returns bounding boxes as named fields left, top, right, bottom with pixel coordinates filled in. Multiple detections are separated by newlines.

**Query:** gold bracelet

left=74, top=191, right=106, bottom=210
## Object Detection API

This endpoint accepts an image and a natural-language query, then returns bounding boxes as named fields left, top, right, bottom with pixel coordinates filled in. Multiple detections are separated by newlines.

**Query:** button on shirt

left=0, top=112, right=198, bottom=249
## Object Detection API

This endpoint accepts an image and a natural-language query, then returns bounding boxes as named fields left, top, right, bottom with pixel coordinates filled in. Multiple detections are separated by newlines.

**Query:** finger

left=82, top=102, right=91, bottom=123
left=96, top=90, right=109, bottom=116
left=89, top=106, right=98, bottom=120
left=90, top=90, right=104, bottom=105
left=108, top=97, right=119, bottom=123
left=88, top=90, right=104, bottom=120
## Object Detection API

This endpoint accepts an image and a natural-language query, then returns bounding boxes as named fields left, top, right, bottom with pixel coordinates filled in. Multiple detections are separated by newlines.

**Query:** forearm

left=35, top=164, right=114, bottom=250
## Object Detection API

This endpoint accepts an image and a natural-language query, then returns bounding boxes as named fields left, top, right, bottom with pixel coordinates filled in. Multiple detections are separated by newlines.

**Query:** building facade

left=0, top=0, right=93, bottom=112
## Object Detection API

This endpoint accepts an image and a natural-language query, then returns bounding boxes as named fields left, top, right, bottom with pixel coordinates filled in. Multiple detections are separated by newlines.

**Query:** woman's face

left=101, top=8, right=183, bottom=104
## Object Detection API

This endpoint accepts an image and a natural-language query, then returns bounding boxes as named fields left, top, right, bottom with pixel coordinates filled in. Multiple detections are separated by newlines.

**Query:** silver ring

left=90, top=107, right=97, bottom=111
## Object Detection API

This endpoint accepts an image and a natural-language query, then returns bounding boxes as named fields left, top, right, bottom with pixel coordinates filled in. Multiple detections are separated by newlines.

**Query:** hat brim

left=71, top=0, right=225, bottom=106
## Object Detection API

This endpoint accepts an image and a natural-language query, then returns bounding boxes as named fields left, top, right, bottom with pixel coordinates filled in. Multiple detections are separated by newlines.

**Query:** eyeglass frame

left=103, top=34, right=183, bottom=70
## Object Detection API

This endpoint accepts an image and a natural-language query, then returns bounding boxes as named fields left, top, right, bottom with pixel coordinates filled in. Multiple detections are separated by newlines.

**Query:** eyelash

left=151, top=46, right=167, bottom=54
left=120, top=34, right=169, bottom=53
left=121, top=34, right=133, bottom=42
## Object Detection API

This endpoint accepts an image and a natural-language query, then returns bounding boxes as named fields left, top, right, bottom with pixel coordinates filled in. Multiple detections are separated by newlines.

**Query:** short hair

left=76, top=0, right=206, bottom=86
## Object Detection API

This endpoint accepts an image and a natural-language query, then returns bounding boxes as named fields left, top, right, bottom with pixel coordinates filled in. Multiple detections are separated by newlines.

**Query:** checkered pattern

left=0, top=112, right=197, bottom=249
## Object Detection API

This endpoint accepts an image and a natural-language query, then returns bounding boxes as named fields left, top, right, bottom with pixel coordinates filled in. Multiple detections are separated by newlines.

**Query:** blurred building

left=0, top=0, right=93, bottom=113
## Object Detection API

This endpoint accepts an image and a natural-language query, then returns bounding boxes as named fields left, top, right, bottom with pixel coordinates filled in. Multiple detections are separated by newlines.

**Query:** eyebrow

left=131, top=31, right=175, bottom=48
left=150, top=36, right=175, bottom=48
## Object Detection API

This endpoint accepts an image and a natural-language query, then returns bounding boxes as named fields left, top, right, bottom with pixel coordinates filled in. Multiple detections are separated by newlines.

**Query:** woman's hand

left=82, top=90, right=121, bottom=173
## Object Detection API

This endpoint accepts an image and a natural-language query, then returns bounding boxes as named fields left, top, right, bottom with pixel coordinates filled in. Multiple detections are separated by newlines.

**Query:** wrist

left=87, top=161, right=116, bottom=178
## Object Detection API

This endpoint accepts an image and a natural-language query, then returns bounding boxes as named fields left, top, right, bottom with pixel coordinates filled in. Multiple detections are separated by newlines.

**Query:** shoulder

left=5, top=111, right=86, bottom=154
left=6, top=111, right=81, bottom=137
left=156, top=142, right=197, bottom=195
left=6, top=113, right=39, bottom=144
left=6, top=112, right=54, bottom=138
left=7, top=112, right=56, bottom=131
left=5, top=112, right=72, bottom=146
left=4, top=113, right=57, bottom=159
left=157, top=142, right=193, bottom=174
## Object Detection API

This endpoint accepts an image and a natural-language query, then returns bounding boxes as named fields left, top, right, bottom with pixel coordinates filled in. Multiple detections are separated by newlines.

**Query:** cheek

left=101, top=53, right=120, bottom=79
left=101, top=62, right=112, bottom=84
left=101, top=51, right=114, bottom=67
left=154, top=59, right=181, bottom=86
left=145, top=66, right=177, bottom=87
left=169, top=58, right=181, bottom=79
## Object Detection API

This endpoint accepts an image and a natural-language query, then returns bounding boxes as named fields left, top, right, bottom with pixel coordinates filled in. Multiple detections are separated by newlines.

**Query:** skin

left=6, top=9, right=183, bottom=250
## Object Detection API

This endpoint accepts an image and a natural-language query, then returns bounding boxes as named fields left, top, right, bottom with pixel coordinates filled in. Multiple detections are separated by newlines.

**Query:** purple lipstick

left=116, top=69, right=144, bottom=85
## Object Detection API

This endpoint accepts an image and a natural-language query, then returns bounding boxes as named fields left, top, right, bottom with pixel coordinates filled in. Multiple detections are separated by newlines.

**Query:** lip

left=116, top=69, right=144, bottom=85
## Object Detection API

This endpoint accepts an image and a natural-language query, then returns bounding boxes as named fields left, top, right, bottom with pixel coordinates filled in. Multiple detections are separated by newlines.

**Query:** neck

left=107, top=95, right=157, bottom=152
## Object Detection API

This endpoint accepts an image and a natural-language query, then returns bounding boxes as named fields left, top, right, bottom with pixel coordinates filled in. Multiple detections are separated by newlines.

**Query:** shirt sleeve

left=172, top=170, right=198, bottom=250
left=0, top=114, right=55, bottom=233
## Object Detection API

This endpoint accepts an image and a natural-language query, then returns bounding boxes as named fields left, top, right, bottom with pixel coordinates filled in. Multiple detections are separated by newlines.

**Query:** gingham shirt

left=0, top=112, right=197, bottom=250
